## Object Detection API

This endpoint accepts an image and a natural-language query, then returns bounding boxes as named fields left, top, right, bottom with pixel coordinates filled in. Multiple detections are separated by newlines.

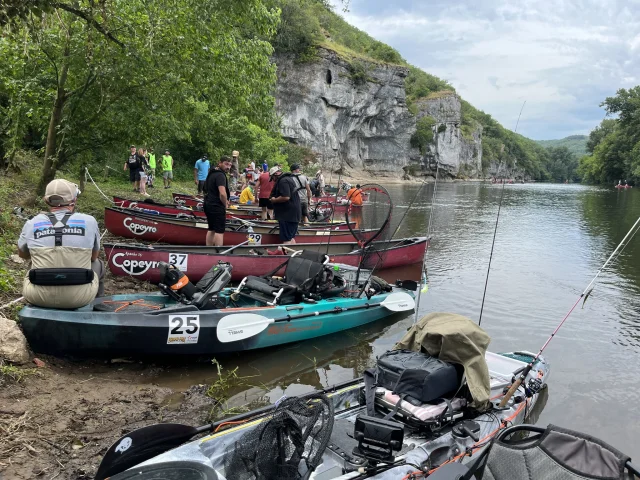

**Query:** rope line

left=85, top=167, right=113, bottom=204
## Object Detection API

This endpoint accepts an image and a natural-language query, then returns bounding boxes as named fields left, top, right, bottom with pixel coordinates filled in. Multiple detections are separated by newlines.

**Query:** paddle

left=94, top=376, right=363, bottom=480
left=219, top=240, right=249, bottom=255
left=216, top=291, right=415, bottom=343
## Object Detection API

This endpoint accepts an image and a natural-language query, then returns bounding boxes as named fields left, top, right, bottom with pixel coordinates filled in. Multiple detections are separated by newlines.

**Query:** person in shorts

left=256, top=166, right=275, bottom=220
left=123, top=145, right=141, bottom=191
left=269, top=167, right=301, bottom=244
left=194, top=154, right=210, bottom=194
left=162, top=150, right=174, bottom=189
left=204, top=156, right=232, bottom=246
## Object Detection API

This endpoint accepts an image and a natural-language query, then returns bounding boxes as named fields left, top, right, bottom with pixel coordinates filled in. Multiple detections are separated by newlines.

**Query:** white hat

left=269, top=166, right=282, bottom=175
left=44, top=179, right=79, bottom=206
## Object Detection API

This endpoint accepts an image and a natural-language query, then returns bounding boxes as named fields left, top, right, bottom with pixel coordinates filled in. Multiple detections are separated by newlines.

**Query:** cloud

left=333, top=0, right=640, bottom=139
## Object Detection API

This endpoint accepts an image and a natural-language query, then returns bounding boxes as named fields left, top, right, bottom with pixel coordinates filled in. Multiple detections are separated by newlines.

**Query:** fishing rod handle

left=498, top=376, right=523, bottom=408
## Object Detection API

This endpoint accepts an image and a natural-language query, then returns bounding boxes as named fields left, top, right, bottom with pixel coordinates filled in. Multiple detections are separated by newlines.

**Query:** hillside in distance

left=536, top=135, right=588, bottom=157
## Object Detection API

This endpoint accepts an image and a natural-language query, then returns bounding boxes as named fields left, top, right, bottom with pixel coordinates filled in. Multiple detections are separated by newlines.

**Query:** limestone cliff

left=275, top=48, right=483, bottom=179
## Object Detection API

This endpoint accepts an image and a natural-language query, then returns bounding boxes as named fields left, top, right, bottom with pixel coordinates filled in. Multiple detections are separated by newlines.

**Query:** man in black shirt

left=123, top=144, right=141, bottom=192
left=269, top=166, right=301, bottom=244
left=204, top=156, right=232, bottom=246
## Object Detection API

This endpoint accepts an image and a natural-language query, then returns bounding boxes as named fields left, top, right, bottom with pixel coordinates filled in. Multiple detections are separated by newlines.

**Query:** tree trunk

left=37, top=49, right=70, bottom=195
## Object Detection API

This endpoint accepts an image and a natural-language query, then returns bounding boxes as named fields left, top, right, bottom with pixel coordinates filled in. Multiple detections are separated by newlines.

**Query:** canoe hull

left=104, top=208, right=366, bottom=246
left=104, top=237, right=427, bottom=282
left=19, top=291, right=410, bottom=357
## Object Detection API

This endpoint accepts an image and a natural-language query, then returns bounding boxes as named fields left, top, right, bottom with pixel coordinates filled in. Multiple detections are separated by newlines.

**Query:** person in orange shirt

left=347, top=184, right=363, bottom=206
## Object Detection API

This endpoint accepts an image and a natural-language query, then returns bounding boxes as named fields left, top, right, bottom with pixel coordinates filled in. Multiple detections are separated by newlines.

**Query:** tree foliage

left=0, top=0, right=280, bottom=193
left=579, top=87, right=640, bottom=184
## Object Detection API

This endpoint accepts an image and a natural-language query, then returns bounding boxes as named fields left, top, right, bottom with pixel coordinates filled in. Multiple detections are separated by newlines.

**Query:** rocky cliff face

left=412, top=94, right=482, bottom=178
left=275, top=49, right=483, bottom=179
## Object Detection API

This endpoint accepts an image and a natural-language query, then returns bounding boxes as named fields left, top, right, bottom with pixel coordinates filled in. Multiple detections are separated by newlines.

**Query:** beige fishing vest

left=23, top=246, right=98, bottom=309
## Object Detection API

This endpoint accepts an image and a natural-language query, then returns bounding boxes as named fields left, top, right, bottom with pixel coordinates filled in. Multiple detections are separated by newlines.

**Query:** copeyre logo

left=112, top=253, right=159, bottom=275
left=123, top=217, right=157, bottom=235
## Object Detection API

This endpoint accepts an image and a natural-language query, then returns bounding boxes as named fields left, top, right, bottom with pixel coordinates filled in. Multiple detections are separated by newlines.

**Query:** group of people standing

left=124, top=145, right=175, bottom=194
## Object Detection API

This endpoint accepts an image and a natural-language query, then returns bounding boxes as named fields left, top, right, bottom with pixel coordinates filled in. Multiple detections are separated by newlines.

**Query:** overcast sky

left=333, top=0, right=640, bottom=140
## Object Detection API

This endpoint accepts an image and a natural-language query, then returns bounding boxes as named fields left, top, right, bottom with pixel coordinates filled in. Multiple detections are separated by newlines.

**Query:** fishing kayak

left=104, top=207, right=374, bottom=245
left=104, top=237, right=428, bottom=282
left=97, top=350, right=549, bottom=479
left=20, top=258, right=416, bottom=357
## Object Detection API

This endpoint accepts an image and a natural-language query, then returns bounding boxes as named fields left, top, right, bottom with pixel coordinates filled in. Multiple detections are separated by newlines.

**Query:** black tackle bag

left=364, top=350, right=461, bottom=415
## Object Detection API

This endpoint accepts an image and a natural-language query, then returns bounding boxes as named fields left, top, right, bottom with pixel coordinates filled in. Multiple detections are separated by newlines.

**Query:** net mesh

left=224, top=393, right=334, bottom=480
left=345, top=184, right=393, bottom=271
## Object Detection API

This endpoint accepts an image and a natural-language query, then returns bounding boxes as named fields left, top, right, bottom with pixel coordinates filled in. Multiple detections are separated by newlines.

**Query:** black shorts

left=197, top=180, right=206, bottom=194
left=204, top=203, right=226, bottom=234
left=301, top=202, right=309, bottom=218
left=278, top=221, right=299, bottom=242
left=259, top=197, right=273, bottom=209
left=129, top=169, right=140, bottom=182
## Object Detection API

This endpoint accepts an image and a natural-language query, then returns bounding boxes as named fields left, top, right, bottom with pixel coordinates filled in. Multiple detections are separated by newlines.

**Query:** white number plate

left=247, top=233, right=262, bottom=245
left=168, top=253, right=188, bottom=271
left=167, top=315, right=200, bottom=344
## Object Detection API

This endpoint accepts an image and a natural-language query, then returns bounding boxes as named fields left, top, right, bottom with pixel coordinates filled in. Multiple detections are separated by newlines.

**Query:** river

left=154, top=182, right=640, bottom=457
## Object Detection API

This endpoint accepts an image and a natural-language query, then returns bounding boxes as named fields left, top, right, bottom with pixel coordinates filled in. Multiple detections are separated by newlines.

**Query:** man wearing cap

left=230, top=150, right=240, bottom=192
left=290, top=164, right=312, bottom=224
left=194, top=154, right=210, bottom=195
left=17, top=179, right=104, bottom=309
left=162, top=150, right=174, bottom=189
left=269, top=166, right=301, bottom=244
left=124, top=145, right=141, bottom=192
left=204, top=156, right=232, bottom=246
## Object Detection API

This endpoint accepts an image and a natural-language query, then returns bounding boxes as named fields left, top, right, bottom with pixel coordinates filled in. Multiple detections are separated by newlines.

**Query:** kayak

left=19, top=258, right=416, bottom=357
left=112, top=196, right=352, bottom=227
left=104, top=237, right=428, bottom=282
left=104, top=207, right=375, bottom=246
left=97, top=350, right=549, bottom=479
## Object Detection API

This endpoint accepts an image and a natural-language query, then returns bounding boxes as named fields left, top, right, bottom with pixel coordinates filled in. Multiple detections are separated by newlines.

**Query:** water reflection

left=153, top=182, right=640, bottom=458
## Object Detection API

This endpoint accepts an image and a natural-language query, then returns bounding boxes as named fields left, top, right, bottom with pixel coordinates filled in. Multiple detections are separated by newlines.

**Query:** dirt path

left=0, top=358, right=212, bottom=480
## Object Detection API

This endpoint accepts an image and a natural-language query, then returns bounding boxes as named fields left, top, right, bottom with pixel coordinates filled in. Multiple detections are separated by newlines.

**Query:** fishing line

left=390, top=178, right=428, bottom=240
left=413, top=160, right=440, bottom=323
left=499, top=214, right=640, bottom=407
left=478, top=100, right=526, bottom=327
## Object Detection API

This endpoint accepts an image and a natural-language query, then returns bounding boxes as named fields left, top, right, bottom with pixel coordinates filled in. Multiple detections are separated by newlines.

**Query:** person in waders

left=17, top=179, right=104, bottom=309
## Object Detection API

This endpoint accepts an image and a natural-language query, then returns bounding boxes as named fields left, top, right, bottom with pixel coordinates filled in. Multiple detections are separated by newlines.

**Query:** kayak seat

left=236, top=250, right=330, bottom=306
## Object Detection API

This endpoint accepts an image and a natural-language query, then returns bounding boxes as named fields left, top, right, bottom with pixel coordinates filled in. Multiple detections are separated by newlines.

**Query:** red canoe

left=112, top=196, right=353, bottom=229
left=104, top=237, right=427, bottom=282
left=104, top=207, right=375, bottom=246
left=172, top=192, right=361, bottom=211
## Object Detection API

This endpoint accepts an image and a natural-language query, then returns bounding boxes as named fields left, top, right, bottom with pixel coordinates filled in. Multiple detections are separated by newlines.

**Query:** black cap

left=290, top=163, right=301, bottom=171
left=356, top=184, right=361, bottom=188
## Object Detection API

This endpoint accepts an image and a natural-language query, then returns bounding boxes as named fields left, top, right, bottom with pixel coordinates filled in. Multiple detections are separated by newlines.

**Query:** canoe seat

left=235, top=250, right=333, bottom=305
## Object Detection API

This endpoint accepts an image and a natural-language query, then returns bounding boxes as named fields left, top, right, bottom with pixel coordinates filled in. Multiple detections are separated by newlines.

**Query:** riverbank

left=0, top=167, right=263, bottom=479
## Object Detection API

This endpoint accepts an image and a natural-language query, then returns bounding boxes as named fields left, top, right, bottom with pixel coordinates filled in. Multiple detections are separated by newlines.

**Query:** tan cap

left=232, top=150, right=239, bottom=157
left=44, top=179, right=79, bottom=206
left=269, top=166, right=282, bottom=175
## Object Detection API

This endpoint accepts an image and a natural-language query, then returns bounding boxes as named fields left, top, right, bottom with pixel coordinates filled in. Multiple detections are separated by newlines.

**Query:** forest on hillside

left=536, top=136, right=588, bottom=157
left=0, top=0, right=584, bottom=188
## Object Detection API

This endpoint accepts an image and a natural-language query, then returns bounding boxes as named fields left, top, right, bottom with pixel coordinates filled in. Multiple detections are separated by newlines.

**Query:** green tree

left=0, top=0, right=280, bottom=194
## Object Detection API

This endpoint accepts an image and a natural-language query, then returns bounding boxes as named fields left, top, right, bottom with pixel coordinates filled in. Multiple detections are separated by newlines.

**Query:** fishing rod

left=413, top=161, right=440, bottom=323
left=499, top=214, right=640, bottom=407
left=478, top=100, right=526, bottom=326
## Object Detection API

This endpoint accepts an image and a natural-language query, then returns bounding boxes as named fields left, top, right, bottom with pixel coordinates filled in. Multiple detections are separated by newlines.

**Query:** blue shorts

left=278, top=221, right=299, bottom=242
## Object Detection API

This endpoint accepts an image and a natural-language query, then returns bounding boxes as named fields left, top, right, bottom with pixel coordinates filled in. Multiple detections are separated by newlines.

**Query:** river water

left=155, top=182, right=640, bottom=457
